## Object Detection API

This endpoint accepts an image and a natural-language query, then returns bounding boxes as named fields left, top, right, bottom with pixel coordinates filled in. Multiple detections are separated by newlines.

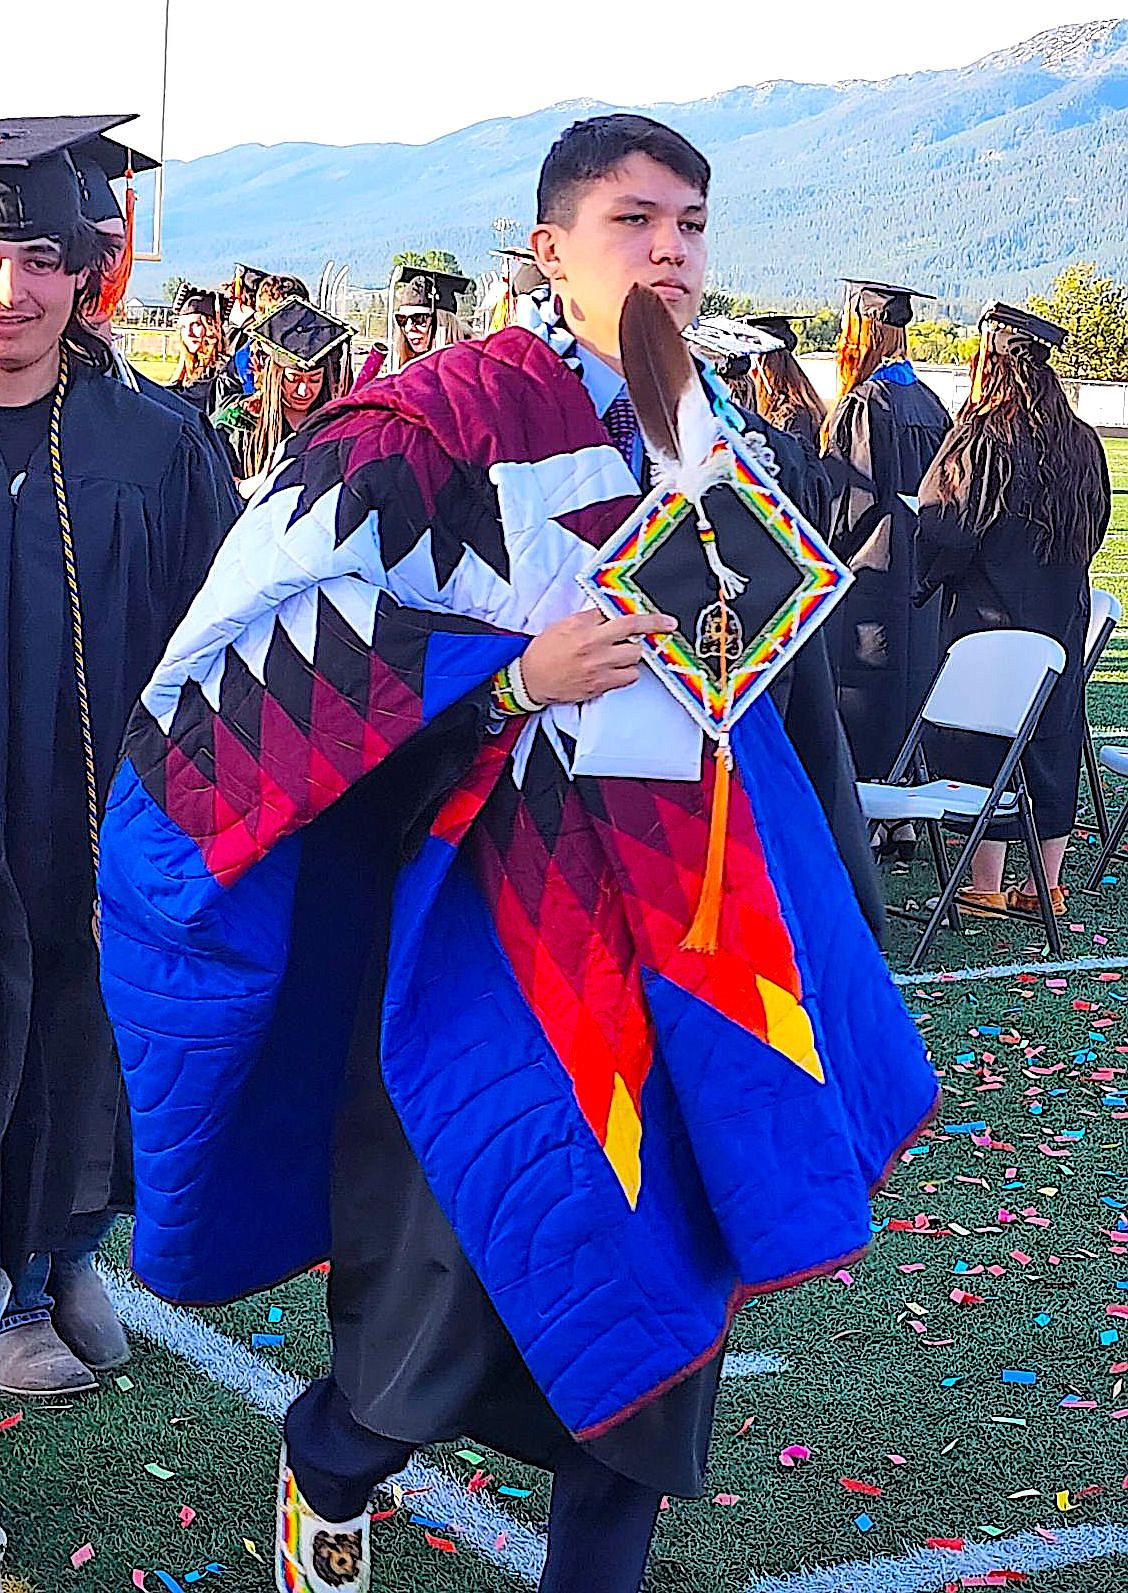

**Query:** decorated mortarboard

left=396, top=268, right=473, bottom=316
left=686, top=315, right=785, bottom=377
left=741, top=313, right=814, bottom=355
left=979, top=300, right=1066, bottom=359
left=74, top=123, right=159, bottom=225
left=580, top=286, right=850, bottom=748
left=841, top=279, right=936, bottom=328
left=578, top=287, right=852, bottom=950
left=248, top=296, right=351, bottom=369
left=0, top=114, right=137, bottom=244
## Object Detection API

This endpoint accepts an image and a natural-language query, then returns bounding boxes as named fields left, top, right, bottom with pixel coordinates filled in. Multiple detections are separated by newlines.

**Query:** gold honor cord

left=47, top=348, right=101, bottom=944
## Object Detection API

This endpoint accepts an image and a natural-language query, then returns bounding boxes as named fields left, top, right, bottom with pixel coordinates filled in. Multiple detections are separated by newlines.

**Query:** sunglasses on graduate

left=396, top=311, right=434, bottom=330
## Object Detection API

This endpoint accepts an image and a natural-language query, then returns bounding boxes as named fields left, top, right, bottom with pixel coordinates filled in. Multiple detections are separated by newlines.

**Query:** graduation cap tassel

left=681, top=591, right=733, bottom=956
left=93, top=169, right=136, bottom=322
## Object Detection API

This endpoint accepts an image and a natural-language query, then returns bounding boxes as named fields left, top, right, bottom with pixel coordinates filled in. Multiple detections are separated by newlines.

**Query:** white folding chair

left=1085, top=744, right=1128, bottom=890
left=1079, top=588, right=1122, bottom=845
left=858, top=629, right=1067, bottom=969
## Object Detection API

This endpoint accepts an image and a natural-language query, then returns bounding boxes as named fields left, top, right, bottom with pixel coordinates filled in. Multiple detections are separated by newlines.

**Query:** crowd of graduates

left=0, top=107, right=1113, bottom=1593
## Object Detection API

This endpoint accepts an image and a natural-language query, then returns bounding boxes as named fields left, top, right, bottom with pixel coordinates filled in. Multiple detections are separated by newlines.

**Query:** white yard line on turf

left=893, top=953, right=1128, bottom=986
left=99, top=1269, right=547, bottom=1585
left=722, top=1352, right=790, bottom=1377
left=742, top=1522, right=1128, bottom=1593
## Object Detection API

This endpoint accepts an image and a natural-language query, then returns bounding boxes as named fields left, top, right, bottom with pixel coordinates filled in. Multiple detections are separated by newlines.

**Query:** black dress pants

left=284, top=1376, right=662, bottom=1593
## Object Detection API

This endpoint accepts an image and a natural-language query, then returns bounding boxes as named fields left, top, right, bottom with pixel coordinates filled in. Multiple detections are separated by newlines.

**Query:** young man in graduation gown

left=822, top=281, right=951, bottom=807
left=0, top=118, right=239, bottom=1397
left=69, top=120, right=234, bottom=476
left=98, top=115, right=938, bottom=1593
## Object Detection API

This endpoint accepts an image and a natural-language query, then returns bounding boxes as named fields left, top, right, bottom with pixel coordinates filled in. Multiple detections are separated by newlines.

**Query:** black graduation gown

left=0, top=362, right=239, bottom=1275
left=328, top=409, right=883, bottom=1499
left=915, top=431, right=1111, bottom=839
left=113, top=356, right=233, bottom=479
left=824, top=369, right=951, bottom=779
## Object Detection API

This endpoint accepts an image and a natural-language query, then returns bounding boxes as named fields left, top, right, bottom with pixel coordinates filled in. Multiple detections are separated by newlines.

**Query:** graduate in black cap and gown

left=744, top=314, right=827, bottom=449
left=0, top=117, right=238, bottom=1397
left=213, top=295, right=351, bottom=493
left=822, top=281, right=951, bottom=814
left=916, top=302, right=1110, bottom=915
left=71, top=126, right=233, bottom=473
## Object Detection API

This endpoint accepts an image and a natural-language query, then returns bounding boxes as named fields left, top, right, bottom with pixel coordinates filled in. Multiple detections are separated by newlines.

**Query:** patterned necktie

left=604, top=391, right=640, bottom=475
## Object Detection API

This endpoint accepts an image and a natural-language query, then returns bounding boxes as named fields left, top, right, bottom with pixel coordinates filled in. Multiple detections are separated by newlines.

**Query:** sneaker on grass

left=276, top=1444, right=371, bottom=1593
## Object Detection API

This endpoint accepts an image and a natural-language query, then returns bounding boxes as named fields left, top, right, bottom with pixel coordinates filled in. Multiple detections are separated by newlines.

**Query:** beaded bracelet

left=490, top=656, right=544, bottom=717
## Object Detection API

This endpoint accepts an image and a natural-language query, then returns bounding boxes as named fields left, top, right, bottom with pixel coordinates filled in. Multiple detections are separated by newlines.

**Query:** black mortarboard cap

left=742, top=314, right=813, bottom=355
left=397, top=268, right=473, bottom=315
left=979, top=300, right=1067, bottom=360
left=233, top=263, right=270, bottom=300
left=841, top=279, right=936, bottom=328
left=0, top=114, right=137, bottom=244
left=74, top=126, right=159, bottom=225
left=176, top=287, right=224, bottom=322
left=249, top=296, right=351, bottom=369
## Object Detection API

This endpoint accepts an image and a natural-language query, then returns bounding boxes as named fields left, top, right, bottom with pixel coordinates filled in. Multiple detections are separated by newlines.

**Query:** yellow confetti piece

left=1056, top=1490, right=1077, bottom=1512
left=243, top=1539, right=262, bottom=1561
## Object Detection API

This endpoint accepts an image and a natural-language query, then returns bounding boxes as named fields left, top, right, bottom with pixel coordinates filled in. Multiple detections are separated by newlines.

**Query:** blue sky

left=9, top=2, right=1122, bottom=159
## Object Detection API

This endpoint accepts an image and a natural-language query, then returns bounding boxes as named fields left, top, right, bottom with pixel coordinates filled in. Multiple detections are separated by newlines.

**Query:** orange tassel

left=95, top=177, right=136, bottom=322
left=681, top=738, right=732, bottom=954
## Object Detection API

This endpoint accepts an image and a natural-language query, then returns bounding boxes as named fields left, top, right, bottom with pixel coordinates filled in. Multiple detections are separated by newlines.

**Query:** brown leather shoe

left=1006, top=885, right=1067, bottom=917
left=51, top=1266, right=130, bottom=1372
left=0, top=1318, right=98, bottom=1396
left=955, top=887, right=1007, bottom=915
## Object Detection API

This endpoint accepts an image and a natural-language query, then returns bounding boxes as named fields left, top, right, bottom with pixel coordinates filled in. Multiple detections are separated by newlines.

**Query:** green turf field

left=7, top=449, right=1128, bottom=1593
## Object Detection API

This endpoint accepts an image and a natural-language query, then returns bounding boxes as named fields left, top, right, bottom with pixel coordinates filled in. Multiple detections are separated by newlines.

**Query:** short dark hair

left=537, top=114, right=710, bottom=225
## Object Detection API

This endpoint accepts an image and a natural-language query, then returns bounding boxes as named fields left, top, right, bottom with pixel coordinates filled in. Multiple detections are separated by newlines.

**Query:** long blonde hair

left=246, top=347, right=347, bottom=477
left=821, top=313, right=907, bottom=449
left=170, top=313, right=223, bottom=386
left=391, top=308, right=470, bottom=371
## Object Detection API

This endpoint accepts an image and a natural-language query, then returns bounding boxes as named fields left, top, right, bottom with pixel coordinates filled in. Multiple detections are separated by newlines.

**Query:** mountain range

left=133, top=18, right=1128, bottom=315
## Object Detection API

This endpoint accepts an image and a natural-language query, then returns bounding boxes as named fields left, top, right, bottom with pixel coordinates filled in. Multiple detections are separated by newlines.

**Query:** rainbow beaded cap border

left=577, top=427, right=853, bottom=742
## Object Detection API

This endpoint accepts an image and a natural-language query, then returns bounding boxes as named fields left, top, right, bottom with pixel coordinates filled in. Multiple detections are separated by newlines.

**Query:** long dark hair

left=64, top=227, right=116, bottom=375
left=751, top=349, right=826, bottom=439
left=929, top=344, right=1107, bottom=564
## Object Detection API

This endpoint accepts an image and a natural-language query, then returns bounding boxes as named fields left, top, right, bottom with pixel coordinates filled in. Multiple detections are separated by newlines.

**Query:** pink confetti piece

left=899, top=1263, right=927, bottom=1274
left=713, top=1492, right=741, bottom=1505
left=178, top=1505, right=196, bottom=1527
left=779, top=1445, right=811, bottom=1468
left=888, top=1454, right=908, bottom=1465
left=131, top=1574, right=147, bottom=1591
left=71, top=1544, right=95, bottom=1570
left=834, top=1269, right=854, bottom=1286
left=494, top=1532, right=508, bottom=1549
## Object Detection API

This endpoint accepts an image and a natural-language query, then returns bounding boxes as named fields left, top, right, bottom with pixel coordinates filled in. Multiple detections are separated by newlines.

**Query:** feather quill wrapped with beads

left=619, top=284, right=747, bottom=598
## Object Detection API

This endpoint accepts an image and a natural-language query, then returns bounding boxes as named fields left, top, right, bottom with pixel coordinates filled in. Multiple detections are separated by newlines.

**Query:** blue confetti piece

left=1101, top=1329, right=1121, bottom=1346
left=1034, top=1313, right=1053, bottom=1327
left=855, top=1514, right=873, bottom=1533
left=945, top=1122, right=988, bottom=1135
left=410, top=1514, right=449, bottom=1531
left=1002, top=1369, right=1037, bottom=1384
left=499, top=1486, right=532, bottom=1498
left=251, top=1333, right=284, bottom=1349
left=941, top=1376, right=963, bottom=1388
left=1060, top=1129, right=1085, bottom=1141
left=1103, top=1197, right=1126, bottom=1209
left=267, top=1306, right=284, bottom=1324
